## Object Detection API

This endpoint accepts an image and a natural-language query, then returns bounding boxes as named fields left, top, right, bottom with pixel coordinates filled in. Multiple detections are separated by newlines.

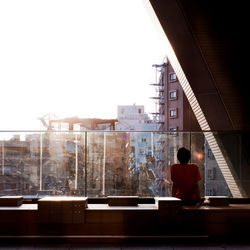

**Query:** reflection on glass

left=0, top=131, right=249, bottom=198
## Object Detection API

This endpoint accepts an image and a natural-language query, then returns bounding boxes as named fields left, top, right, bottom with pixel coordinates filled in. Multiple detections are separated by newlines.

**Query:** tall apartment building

left=151, top=57, right=231, bottom=196
left=151, top=58, right=200, bottom=132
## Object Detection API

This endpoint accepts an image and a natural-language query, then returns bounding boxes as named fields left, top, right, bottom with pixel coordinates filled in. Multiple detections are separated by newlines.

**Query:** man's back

left=170, top=163, right=201, bottom=202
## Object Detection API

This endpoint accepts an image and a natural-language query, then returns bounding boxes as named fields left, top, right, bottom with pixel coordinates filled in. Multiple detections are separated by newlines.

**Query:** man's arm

left=194, top=182, right=201, bottom=204
left=172, top=183, right=177, bottom=197
left=194, top=164, right=202, bottom=204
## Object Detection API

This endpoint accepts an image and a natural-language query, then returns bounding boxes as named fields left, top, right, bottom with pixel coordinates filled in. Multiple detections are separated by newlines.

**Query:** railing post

left=1, top=141, right=4, bottom=176
left=84, top=131, right=87, bottom=197
left=189, top=131, right=192, bottom=163
left=75, top=133, right=78, bottom=190
left=39, top=132, right=43, bottom=191
left=102, top=132, right=106, bottom=196
left=204, top=134, right=207, bottom=196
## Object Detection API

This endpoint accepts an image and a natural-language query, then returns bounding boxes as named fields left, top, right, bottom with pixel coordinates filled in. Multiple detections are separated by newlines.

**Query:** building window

left=169, top=109, right=177, bottom=118
left=169, top=146, right=175, bottom=165
left=207, top=168, right=216, bottom=180
left=141, top=138, right=147, bottom=142
left=169, top=72, right=177, bottom=82
left=4, top=165, right=13, bottom=175
left=207, top=189, right=215, bottom=196
left=139, top=149, right=145, bottom=155
left=169, top=127, right=178, bottom=136
left=208, top=149, right=214, bottom=159
left=138, top=109, right=142, bottom=114
left=169, top=90, right=177, bottom=100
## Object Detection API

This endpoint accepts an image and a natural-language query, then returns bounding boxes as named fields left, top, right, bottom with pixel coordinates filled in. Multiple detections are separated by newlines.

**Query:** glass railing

left=0, top=131, right=249, bottom=198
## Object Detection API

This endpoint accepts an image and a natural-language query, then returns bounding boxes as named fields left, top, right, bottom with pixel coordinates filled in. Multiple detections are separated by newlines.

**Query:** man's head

left=177, top=147, right=191, bottom=164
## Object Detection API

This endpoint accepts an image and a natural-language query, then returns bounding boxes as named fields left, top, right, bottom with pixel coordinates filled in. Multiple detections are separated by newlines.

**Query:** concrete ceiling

left=150, top=0, right=250, bottom=131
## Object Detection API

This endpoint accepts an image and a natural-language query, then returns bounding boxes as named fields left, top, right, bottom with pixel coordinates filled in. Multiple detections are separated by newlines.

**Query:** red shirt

left=170, top=163, right=201, bottom=202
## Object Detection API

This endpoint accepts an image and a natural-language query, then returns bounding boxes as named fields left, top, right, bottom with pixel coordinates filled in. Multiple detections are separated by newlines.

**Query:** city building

left=116, top=104, right=157, bottom=131
left=39, top=116, right=131, bottom=197
left=40, top=115, right=118, bottom=131
left=204, top=140, right=231, bottom=196
left=116, top=105, right=171, bottom=196
left=151, top=57, right=231, bottom=196
left=151, top=57, right=200, bottom=132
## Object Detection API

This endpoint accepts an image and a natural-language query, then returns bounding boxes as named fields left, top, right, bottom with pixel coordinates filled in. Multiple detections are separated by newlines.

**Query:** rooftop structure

left=39, top=115, right=118, bottom=131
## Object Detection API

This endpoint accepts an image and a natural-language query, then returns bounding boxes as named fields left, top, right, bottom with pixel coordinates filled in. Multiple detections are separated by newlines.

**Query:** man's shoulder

left=189, top=163, right=200, bottom=172
left=190, top=163, right=199, bottom=168
left=171, top=164, right=180, bottom=169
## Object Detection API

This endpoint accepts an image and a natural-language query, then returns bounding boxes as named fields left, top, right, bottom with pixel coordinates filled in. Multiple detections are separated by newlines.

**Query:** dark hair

left=177, top=147, right=191, bottom=164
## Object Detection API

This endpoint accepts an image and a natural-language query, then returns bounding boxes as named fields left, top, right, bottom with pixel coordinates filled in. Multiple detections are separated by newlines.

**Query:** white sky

left=0, top=0, right=166, bottom=130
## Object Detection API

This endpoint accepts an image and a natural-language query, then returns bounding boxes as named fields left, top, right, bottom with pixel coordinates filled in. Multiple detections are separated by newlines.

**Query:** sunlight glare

left=0, top=0, right=166, bottom=130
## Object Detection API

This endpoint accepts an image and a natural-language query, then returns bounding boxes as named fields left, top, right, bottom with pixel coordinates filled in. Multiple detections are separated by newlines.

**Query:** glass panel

left=87, top=132, right=131, bottom=197
left=134, top=131, right=190, bottom=197
left=190, top=132, right=205, bottom=197
left=0, top=131, right=86, bottom=197
left=0, top=131, right=249, bottom=198
left=212, top=131, right=246, bottom=197
left=0, top=132, right=41, bottom=196
left=39, top=132, right=86, bottom=196
left=203, top=134, right=231, bottom=197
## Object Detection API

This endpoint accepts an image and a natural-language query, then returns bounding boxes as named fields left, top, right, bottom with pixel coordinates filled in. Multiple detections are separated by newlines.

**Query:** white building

left=116, top=105, right=170, bottom=196
left=116, top=104, right=157, bottom=131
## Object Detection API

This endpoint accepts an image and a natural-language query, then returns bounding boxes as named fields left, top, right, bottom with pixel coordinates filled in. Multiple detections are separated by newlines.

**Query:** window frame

left=169, top=127, right=178, bottom=136
left=169, top=90, right=177, bottom=100
left=169, top=108, right=177, bottom=118
left=169, top=72, right=177, bottom=82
